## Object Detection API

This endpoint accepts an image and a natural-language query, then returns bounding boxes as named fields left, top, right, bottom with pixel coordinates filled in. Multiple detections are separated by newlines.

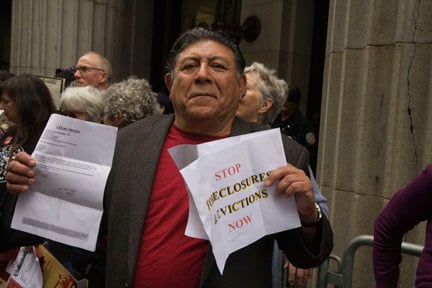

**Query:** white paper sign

left=11, top=114, right=117, bottom=251
left=169, top=129, right=301, bottom=273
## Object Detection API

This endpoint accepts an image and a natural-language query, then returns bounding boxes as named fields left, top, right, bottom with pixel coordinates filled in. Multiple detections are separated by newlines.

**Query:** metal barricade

left=316, top=234, right=424, bottom=288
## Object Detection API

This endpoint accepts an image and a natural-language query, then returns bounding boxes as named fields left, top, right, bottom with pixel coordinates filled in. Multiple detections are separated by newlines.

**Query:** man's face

left=165, top=41, right=246, bottom=133
left=74, top=54, right=107, bottom=89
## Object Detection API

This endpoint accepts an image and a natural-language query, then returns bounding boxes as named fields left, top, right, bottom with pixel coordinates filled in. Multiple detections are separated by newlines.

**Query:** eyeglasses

left=74, top=66, right=105, bottom=74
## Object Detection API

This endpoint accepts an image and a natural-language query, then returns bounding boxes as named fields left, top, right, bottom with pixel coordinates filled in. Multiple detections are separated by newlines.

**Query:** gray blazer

left=104, top=114, right=333, bottom=287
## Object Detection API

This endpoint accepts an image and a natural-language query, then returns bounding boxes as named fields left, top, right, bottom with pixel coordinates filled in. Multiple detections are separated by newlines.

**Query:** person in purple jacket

left=373, top=164, right=432, bottom=287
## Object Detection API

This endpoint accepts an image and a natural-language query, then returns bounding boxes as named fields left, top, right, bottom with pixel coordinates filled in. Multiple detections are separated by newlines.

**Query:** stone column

left=9, top=0, right=153, bottom=81
left=320, top=0, right=432, bottom=286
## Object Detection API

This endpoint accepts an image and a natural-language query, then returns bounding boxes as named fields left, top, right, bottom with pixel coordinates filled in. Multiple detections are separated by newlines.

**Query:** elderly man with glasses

left=74, top=51, right=112, bottom=90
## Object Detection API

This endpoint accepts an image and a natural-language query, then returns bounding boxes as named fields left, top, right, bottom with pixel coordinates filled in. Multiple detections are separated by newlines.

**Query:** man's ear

left=258, top=98, right=273, bottom=113
left=164, top=73, right=173, bottom=92
left=100, top=72, right=108, bottom=84
left=164, top=73, right=173, bottom=101
left=238, top=74, right=247, bottom=100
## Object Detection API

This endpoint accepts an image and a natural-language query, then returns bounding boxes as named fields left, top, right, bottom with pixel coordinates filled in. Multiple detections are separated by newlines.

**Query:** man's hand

left=264, top=163, right=317, bottom=223
left=6, top=152, right=37, bottom=194
left=284, top=258, right=312, bottom=287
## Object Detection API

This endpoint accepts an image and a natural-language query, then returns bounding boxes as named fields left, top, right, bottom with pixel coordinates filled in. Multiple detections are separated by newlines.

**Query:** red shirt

left=133, top=125, right=226, bottom=288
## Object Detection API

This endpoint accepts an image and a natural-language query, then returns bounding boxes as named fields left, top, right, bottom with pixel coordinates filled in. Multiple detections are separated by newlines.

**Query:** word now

left=228, top=214, right=252, bottom=232
left=215, top=163, right=241, bottom=181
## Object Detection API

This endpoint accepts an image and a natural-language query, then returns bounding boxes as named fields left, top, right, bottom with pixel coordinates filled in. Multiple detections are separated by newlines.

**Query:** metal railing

left=316, top=234, right=424, bottom=288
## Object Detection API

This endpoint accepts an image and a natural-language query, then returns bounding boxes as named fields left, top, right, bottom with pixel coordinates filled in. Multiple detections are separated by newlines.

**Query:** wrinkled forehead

left=176, top=40, right=235, bottom=63
left=76, top=54, right=100, bottom=67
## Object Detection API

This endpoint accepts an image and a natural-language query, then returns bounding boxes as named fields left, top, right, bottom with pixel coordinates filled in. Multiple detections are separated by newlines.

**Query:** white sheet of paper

left=7, top=246, right=43, bottom=288
left=169, top=129, right=279, bottom=239
left=11, top=114, right=117, bottom=251
left=169, top=129, right=301, bottom=273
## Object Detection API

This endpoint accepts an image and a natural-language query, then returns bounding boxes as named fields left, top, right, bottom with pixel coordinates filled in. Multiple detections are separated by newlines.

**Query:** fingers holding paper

left=6, top=151, right=36, bottom=194
left=265, top=163, right=316, bottom=221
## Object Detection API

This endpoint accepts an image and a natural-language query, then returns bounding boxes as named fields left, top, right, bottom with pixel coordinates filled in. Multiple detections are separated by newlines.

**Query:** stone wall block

left=318, top=52, right=343, bottom=187
left=76, top=0, right=94, bottom=56
left=345, top=0, right=371, bottom=48
left=330, top=190, right=358, bottom=257
left=44, top=0, right=62, bottom=73
left=325, top=0, right=347, bottom=53
left=60, top=0, right=79, bottom=67
left=414, top=1, right=432, bottom=42
left=395, top=0, right=432, bottom=43
left=407, top=44, right=432, bottom=167
left=367, top=0, right=399, bottom=46
left=332, top=49, right=367, bottom=192
left=355, top=46, right=397, bottom=196
left=10, top=1, right=29, bottom=73
left=29, top=0, right=45, bottom=75
left=92, top=2, right=107, bottom=53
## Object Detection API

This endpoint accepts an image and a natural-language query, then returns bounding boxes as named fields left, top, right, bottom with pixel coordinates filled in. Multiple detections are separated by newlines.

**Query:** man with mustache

left=6, top=27, right=333, bottom=288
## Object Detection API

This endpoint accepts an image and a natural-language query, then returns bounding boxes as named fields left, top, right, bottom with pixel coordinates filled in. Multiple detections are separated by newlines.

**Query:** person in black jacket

left=272, top=84, right=318, bottom=173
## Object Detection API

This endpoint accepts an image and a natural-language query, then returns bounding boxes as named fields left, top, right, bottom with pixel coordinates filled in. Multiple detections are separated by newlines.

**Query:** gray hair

left=103, top=76, right=159, bottom=127
left=244, top=62, right=288, bottom=125
left=60, top=86, right=104, bottom=123
left=165, top=27, right=245, bottom=79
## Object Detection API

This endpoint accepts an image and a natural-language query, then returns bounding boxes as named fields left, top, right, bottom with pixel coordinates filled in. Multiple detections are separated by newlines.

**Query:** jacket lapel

left=126, top=114, right=175, bottom=282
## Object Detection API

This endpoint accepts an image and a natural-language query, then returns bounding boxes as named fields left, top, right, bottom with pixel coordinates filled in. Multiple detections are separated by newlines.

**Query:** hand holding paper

left=169, top=129, right=305, bottom=273
left=265, top=163, right=316, bottom=220
left=11, top=114, right=117, bottom=251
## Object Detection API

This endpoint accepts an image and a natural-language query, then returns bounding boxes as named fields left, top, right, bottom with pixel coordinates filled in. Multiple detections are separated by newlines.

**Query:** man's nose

left=195, top=62, right=212, bottom=81
left=74, top=69, right=81, bottom=78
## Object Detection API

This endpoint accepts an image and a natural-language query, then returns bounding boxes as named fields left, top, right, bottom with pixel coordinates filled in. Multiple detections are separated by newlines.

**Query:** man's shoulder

left=116, top=114, right=174, bottom=145
left=231, top=117, right=269, bottom=135
left=118, top=114, right=173, bottom=135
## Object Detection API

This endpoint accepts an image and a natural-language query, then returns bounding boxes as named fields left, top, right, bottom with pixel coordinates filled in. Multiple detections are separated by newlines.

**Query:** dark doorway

left=0, top=0, right=12, bottom=70
left=149, top=0, right=183, bottom=93
left=149, top=0, right=218, bottom=93
left=307, top=0, right=330, bottom=136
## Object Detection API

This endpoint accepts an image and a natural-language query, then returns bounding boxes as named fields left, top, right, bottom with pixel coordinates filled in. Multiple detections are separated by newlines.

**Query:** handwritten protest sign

left=169, top=129, right=301, bottom=273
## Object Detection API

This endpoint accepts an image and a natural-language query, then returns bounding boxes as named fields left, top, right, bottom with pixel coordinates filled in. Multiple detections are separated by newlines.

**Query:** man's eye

left=180, top=63, right=199, bottom=71
left=210, top=63, right=227, bottom=71
left=75, top=66, right=89, bottom=73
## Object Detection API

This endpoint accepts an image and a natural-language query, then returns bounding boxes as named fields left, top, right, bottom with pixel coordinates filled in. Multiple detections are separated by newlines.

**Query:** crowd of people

left=0, top=25, right=427, bottom=288
left=0, top=51, right=161, bottom=285
left=0, top=27, right=334, bottom=287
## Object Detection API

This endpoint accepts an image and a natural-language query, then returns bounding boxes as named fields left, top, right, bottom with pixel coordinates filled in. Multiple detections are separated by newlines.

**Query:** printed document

left=11, top=114, right=117, bottom=251
left=169, top=129, right=301, bottom=273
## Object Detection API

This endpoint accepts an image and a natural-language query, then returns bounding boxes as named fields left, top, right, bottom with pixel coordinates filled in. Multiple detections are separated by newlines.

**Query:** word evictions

left=209, top=163, right=272, bottom=227
left=214, top=189, right=268, bottom=225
